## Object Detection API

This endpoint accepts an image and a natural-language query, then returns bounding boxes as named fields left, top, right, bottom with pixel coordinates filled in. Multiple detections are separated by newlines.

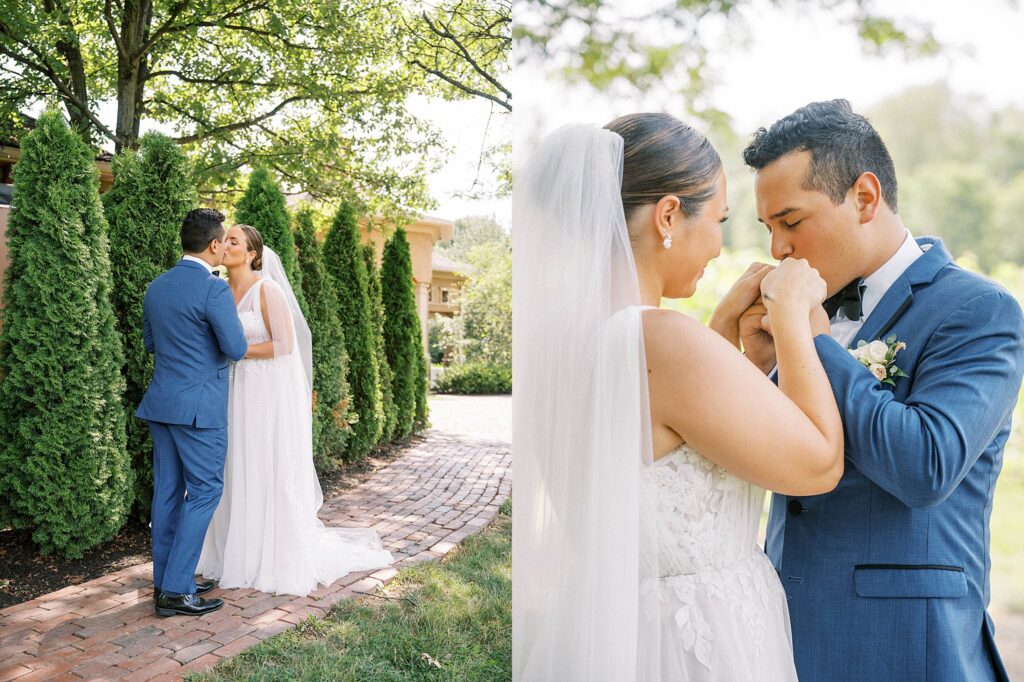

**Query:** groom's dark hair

left=181, top=208, right=226, bottom=253
left=742, top=99, right=898, bottom=212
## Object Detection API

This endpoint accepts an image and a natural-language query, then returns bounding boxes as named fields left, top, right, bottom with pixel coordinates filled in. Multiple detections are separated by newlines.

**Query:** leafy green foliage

left=428, top=314, right=461, bottom=364
left=381, top=229, right=428, bottom=438
left=0, top=110, right=133, bottom=557
left=434, top=363, right=511, bottom=395
left=294, top=207, right=353, bottom=468
left=413, top=341, right=430, bottom=430
left=235, top=169, right=300, bottom=285
left=322, top=202, right=382, bottom=459
left=0, top=1, right=446, bottom=212
left=515, top=0, right=940, bottom=118
left=435, top=215, right=507, bottom=263
left=866, top=82, right=1024, bottom=271
left=459, top=240, right=511, bottom=366
left=363, top=243, right=398, bottom=444
left=403, top=0, right=511, bottom=112
left=104, top=132, right=196, bottom=517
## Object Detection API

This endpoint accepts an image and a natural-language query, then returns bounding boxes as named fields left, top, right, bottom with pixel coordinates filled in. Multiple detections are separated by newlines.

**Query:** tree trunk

left=115, top=0, right=153, bottom=151
left=42, top=0, right=93, bottom=143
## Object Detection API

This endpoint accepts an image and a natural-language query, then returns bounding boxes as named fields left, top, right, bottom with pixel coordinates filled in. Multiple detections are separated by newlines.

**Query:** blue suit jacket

left=135, top=259, right=247, bottom=428
left=767, top=237, right=1024, bottom=682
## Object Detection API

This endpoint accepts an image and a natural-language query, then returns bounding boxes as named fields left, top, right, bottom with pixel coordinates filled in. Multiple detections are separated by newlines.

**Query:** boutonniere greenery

left=848, top=335, right=908, bottom=386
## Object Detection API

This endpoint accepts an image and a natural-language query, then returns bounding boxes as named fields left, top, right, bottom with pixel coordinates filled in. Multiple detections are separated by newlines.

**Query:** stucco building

left=359, top=215, right=457, bottom=354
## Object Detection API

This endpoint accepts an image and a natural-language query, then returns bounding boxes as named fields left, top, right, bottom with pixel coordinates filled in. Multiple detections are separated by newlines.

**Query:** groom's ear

left=851, top=171, right=882, bottom=224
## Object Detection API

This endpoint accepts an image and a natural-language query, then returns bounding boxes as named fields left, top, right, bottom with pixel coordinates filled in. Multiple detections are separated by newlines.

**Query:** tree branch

left=0, top=40, right=119, bottom=143
left=421, top=11, right=510, bottom=102
left=146, top=68, right=279, bottom=88
left=167, top=96, right=308, bottom=144
left=409, top=58, right=510, bottom=111
left=103, top=0, right=127, bottom=58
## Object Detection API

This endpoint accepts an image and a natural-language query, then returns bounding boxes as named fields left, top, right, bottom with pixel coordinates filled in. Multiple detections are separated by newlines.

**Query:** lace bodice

left=646, top=444, right=766, bottom=577
left=237, top=280, right=271, bottom=345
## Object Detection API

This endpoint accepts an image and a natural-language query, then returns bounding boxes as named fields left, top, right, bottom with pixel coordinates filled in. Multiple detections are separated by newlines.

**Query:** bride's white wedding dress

left=642, top=444, right=798, bottom=680
left=197, top=276, right=393, bottom=597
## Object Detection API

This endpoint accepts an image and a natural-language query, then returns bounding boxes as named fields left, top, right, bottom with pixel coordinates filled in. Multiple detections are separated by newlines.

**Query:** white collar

left=859, top=229, right=924, bottom=320
left=182, top=254, right=216, bottom=274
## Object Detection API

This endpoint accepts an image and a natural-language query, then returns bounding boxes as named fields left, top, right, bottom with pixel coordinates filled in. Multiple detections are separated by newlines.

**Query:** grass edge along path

left=187, top=498, right=512, bottom=681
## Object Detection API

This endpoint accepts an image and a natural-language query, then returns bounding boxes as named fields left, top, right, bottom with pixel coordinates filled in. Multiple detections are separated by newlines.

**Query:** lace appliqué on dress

left=645, top=446, right=778, bottom=672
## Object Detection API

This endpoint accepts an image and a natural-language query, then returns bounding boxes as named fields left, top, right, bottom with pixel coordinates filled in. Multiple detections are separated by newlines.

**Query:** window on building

left=441, top=288, right=450, bottom=304
left=428, top=287, right=433, bottom=302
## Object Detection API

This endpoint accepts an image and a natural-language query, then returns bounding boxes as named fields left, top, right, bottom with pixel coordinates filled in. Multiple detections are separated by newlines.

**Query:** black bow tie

left=823, top=278, right=866, bottom=321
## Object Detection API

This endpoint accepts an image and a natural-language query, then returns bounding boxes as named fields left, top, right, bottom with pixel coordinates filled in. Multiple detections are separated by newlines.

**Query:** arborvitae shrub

left=321, top=202, right=382, bottom=458
left=0, top=110, right=133, bottom=557
left=104, top=132, right=196, bottom=517
left=294, top=206, right=353, bottom=467
left=363, top=243, right=397, bottom=444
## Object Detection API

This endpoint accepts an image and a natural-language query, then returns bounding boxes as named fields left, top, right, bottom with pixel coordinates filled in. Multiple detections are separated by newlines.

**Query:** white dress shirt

left=829, top=230, right=925, bottom=348
left=182, top=254, right=216, bottom=275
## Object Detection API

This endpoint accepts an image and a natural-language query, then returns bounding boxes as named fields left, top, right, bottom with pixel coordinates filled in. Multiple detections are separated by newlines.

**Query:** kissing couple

left=136, top=209, right=393, bottom=617
left=512, top=100, right=1024, bottom=681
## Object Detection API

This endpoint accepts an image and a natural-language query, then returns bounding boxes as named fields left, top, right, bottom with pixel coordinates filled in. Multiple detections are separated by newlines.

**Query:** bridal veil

left=512, top=125, right=661, bottom=679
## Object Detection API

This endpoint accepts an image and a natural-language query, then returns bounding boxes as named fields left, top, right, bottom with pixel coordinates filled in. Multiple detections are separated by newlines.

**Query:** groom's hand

left=739, top=298, right=777, bottom=374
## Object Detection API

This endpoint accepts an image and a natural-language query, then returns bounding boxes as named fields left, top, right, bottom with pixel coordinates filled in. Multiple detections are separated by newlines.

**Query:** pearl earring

left=662, top=233, right=673, bottom=250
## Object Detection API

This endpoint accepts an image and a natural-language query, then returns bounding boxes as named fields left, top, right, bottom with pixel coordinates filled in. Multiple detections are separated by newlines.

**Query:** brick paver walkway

left=0, top=397, right=512, bottom=681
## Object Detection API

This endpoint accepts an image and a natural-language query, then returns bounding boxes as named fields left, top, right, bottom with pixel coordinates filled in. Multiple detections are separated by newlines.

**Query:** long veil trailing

left=258, top=245, right=313, bottom=395
left=512, top=125, right=660, bottom=680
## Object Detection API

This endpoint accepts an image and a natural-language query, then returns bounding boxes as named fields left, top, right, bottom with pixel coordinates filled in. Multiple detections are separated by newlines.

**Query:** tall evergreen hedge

left=104, top=132, right=196, bottom=517
left=363, top=243, right=397, bottom=444
left=294, top=207, right=353, bottom=467
left=414, top=337, right=430, bottom=430
left=381, top=228, right=428, bottom=437
left=322, top=202, right=382, bottom=458
left=236, top=168, right=300, bottom=288
left=0, top=110, right=133, bottom=557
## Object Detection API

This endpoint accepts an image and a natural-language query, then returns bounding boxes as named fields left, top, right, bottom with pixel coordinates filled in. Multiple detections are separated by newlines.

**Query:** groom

left=137, top=208, right=248, bottom=617
left=732, top=100, right=1024, bottom=681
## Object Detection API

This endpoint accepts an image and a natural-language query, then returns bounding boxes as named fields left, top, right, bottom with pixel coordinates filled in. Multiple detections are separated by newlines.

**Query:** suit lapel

left=849, top=237, right=953, bottom=348
left=851, top=279, right=913, bottom=347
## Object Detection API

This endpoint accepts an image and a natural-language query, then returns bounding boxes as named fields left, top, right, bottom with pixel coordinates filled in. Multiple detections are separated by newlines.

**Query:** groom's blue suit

left=136, top=258, right=247, bottom=595
left=768, top=237, right=1024, bottom=681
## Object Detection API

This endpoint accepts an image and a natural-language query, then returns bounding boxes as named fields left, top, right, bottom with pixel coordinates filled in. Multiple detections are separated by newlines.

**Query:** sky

left=410, top=95, right=511, bottom=228
left=514, top=0, right=1024, bottom=150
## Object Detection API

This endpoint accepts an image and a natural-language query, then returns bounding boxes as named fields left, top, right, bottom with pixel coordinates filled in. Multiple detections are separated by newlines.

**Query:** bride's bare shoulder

left=641, top=308, right=708, bottom=341
left=641, top=308, right=729, bottom=367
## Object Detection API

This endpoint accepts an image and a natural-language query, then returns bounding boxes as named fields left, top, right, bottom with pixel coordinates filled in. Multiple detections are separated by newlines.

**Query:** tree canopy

left=0, top=0, right=450, bottom=211
left=516, top=0, right=939, bottom=120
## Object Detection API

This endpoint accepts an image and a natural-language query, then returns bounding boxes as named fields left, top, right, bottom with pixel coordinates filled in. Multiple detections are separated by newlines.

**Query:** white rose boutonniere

left=849, top=335, right=908, bottom=387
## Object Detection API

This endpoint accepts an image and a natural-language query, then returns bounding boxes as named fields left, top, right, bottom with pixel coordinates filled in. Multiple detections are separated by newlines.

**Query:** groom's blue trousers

left=148, top=421, right=226, bottom=595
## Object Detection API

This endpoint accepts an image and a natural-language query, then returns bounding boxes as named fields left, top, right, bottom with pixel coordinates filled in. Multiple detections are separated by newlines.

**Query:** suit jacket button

left=788, top=500, right=805, bottom=516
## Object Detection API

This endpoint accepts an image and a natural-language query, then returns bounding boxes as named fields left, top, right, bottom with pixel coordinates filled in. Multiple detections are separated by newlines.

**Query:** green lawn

left=187, top=499, right=512, bottom=681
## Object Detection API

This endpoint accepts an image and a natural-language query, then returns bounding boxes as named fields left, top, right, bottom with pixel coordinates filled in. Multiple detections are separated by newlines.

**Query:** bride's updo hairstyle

left=237, top=224, right=264, bottom=271
left=603, top=113, right=722, bottom=237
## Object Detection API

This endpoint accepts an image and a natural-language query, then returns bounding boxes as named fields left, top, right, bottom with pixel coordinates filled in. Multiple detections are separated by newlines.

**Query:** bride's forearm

left=772, top=307, right=843, bottom=459
left=244, top=341, right=275, bottom=359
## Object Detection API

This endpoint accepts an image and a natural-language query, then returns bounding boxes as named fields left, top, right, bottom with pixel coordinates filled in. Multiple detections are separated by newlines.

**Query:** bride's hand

left=709, top=262, right=774, bottom=347
left=760, top=258, right=826, bottom=316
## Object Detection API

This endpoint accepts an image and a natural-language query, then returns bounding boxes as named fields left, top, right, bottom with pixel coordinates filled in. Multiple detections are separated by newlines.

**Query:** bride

left=197, top=225, right=393, bottom=597
left=513, top=116, right=843, bottom=680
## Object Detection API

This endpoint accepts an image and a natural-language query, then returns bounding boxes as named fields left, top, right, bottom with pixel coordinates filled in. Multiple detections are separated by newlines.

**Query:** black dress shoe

left=155, top=592, right=224, bottom=617
left=194, top=579, right=216, bottom=596
left=152, top=579, right=216, bottom=603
